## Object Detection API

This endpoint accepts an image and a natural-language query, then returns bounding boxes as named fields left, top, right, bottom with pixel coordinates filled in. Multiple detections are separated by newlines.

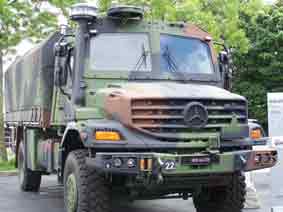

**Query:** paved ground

left=0, top=172, right=281, bottom=212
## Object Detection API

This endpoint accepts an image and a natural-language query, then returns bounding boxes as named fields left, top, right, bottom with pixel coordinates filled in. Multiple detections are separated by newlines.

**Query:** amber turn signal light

left=140, top=158, right=153, bottom=171
left=95, top=131, right=121, bottom=141
left=250, top=129, right=262, bottom=140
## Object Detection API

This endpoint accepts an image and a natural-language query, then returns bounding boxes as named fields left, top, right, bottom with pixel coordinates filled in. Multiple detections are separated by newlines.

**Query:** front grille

left=131, top=99, right=247, bottom=140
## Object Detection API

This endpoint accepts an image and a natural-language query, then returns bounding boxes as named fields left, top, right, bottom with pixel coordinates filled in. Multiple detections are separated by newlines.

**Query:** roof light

left=70, top=3, right=98, bottom=21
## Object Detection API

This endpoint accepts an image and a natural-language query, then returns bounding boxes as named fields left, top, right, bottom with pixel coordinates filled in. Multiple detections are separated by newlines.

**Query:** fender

left=58, top=122, right=85, bottom=182
left=60, top=122, right=82, bottom=147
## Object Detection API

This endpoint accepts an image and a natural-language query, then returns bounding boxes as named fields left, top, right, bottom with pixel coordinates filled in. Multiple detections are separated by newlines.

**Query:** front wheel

left=64, top=150, right=110, bottom=212
left=193, top=172, right=246, bottom=212
left=18, top=142, right=41, bottom=192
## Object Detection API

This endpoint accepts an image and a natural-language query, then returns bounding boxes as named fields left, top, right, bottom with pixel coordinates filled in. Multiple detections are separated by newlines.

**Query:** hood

left=97, top=82, right=246, bottom=128
left=100, top=82, right=246, bottom=100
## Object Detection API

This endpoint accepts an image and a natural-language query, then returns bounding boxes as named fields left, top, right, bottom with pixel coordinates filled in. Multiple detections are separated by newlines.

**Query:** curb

left=0, top=170, right=18, bottom=177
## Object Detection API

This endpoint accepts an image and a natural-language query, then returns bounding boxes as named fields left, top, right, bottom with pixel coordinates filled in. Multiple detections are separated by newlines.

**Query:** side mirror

left=218, top=51, right=228, bottom=77
left=219, top=51, right=229, bottom=64
left=218, top=51, right=232, bottom=90
left=54, top=42, right=68, bottom=86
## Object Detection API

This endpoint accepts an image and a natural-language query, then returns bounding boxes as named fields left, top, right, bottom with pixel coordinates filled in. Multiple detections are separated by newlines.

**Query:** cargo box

left=5, top=32, right=60, bottom=127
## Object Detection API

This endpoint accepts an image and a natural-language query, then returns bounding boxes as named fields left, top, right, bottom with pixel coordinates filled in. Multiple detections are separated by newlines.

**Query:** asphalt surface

left=0, top=172, right=281, bottom=212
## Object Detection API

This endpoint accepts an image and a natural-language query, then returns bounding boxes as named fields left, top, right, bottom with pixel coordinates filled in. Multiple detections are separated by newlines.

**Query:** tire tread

left=193, top=172, right=246, bottom=212
left=64, top=149, right=110, bottom=212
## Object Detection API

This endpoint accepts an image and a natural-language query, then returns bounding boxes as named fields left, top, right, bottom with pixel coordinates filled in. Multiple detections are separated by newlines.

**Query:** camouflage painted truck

left=4, top=4, right=278, bottom=212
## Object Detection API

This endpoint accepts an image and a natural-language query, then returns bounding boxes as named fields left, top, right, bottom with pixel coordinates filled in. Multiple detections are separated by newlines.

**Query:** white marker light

left=113, top=158, right=122, bottom=168
left=127, top=158, right=136, bottom=168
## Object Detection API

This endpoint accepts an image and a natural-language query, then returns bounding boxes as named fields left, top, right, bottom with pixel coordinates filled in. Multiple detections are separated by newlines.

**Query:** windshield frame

left=84, top=20, right=221, bottom=83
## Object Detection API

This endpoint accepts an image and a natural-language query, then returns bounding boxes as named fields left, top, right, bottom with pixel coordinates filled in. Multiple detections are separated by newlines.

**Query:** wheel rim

left=66, top=174, right=78, bottom=212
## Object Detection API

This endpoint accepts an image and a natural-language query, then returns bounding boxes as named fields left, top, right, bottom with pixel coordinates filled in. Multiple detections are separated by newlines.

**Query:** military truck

left=4, top=3, right=277, bottom=212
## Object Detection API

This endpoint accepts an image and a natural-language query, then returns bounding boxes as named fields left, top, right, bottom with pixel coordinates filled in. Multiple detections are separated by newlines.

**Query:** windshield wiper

left=132, top=43, right=149, bottom=72
left=162, top=45, right=189, bottom=83
left=162, top=45, right=179, bottom=72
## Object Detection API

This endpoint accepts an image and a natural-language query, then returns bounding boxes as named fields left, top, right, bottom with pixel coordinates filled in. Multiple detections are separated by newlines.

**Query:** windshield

left=89, top=33, right=152, bottom=72
left=160, top=34, right=214, bottom=74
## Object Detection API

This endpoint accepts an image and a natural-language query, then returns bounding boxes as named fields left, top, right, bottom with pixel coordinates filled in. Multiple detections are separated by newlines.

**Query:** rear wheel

left=193, top=172, right=246, bottom=212
left=64, top=150, right=110, bottom=212
left=18, top=142, right=41, bottom=192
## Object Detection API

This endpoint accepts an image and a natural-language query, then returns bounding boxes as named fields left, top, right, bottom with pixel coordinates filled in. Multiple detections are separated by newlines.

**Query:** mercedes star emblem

left=183, top=102, right=208, bottom=129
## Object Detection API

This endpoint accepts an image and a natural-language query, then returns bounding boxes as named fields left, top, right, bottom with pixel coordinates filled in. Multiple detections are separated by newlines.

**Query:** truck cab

left=5, top=4, right=277, bottom=212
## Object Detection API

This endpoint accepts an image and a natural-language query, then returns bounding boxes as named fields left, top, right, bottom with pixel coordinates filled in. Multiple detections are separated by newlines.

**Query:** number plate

left=181, top=155, right=211, bottom=166
left=163, top=160, right=176, bottom=171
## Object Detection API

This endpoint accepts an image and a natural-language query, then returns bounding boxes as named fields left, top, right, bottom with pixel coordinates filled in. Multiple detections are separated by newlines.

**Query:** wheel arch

left=59, top=126, right=85, bottom=182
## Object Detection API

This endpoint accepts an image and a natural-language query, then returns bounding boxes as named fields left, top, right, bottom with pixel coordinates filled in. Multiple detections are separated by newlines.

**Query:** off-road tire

left=193, top=172, right=246, bottom=212
left=63, top=149, right=110, bottom=212
left=18, top=142, right=42, bottom=192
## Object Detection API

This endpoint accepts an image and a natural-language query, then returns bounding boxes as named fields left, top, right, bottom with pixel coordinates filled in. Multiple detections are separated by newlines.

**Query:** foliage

left=0, top=158, right=16, bottom=171
left=233, top=4, right=283, bottom=129
left=46, top=0, right=77, bottom=16
left=0, top=0, right=57, bottom=52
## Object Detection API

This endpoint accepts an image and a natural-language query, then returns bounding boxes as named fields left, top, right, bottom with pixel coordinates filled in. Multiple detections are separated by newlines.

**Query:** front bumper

left=86, top=148, right=277, bottom=176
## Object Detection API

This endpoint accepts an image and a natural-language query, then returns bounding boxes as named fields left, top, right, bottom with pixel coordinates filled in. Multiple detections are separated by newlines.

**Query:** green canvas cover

left=5, top=32, right=60, bottom=123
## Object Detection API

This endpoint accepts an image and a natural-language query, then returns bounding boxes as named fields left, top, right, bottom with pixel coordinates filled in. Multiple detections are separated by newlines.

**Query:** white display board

left=272, top=207, right=283, bottom=212
left=268, top=93, right=283, bottom=137
left=271, top=137, right=283, bottom=196
left=268, top=93, right=283, bottom=211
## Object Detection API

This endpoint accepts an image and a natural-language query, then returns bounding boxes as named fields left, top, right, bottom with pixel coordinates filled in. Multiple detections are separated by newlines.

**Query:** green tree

left=233, top=4, right=283, bottom=129
left=0, top=0, right=56, bottom=161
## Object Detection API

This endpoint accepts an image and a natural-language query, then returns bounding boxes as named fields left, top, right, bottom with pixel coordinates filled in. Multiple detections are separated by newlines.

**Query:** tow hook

left=157, top=173, right=164, bottom=184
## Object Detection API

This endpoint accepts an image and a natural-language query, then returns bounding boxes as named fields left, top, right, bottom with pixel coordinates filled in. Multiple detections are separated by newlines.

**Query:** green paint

left=75, top=107, right=104, bottom=120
